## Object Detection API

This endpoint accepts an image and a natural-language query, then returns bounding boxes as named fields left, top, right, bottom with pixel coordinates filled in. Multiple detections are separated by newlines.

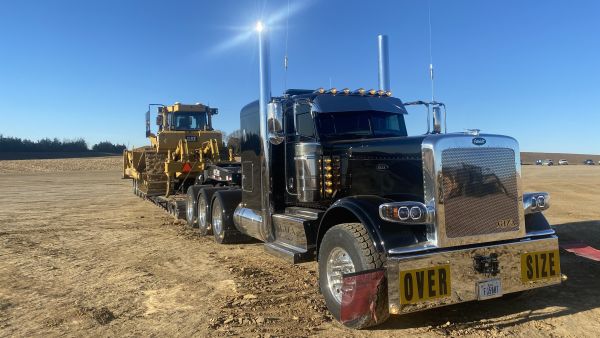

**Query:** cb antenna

left=284, top=0, right=290, bottom=91
left=428, top=0, right=435, bottom=102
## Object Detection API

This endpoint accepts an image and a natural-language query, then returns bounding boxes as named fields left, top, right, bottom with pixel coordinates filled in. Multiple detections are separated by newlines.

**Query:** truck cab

left=195, top=29, right=562, bottom=329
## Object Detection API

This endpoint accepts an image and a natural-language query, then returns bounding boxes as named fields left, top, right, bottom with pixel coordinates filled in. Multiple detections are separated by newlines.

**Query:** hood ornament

left=465, top=129, right=481, bottom=136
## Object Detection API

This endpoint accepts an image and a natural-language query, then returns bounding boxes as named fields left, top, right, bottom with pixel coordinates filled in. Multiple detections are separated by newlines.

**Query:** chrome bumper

left=386, top=236, right=561, bottom=314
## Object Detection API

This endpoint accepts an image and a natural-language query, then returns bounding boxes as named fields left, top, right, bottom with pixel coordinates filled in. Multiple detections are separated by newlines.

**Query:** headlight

left=379, top=202, right=434, bottom=224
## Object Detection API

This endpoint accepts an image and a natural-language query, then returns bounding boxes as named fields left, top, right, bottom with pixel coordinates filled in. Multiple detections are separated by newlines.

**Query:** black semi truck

left=185, top=26, right=562, bottom=328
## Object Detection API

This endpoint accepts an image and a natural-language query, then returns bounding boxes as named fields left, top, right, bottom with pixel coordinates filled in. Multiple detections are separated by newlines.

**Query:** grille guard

left=421, top=134, right=526, bottom=248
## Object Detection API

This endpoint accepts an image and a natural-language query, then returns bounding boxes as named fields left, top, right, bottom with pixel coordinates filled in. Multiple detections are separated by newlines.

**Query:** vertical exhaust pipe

left=377, top=34, right=390, bottom=92
left=256, top=21, right=274, bottom=242
left=258, top=22, right=271, bottom=124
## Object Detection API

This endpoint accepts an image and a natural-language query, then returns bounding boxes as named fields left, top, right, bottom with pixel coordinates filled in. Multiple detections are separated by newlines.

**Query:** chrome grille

left=441, top=148, right=519, bottom=238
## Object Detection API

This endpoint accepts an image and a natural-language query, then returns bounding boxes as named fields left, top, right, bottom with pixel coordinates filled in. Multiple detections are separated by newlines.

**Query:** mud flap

left=341, top=268, right=387, bottom=328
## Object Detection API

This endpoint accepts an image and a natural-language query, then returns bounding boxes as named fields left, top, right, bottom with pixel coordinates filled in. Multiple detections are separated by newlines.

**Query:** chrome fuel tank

left=294, top=142, right=322, bottom=203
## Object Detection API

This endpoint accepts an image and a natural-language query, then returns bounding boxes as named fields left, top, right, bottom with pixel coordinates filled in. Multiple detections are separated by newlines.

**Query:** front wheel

left=318, top=223, right=389, bottom=329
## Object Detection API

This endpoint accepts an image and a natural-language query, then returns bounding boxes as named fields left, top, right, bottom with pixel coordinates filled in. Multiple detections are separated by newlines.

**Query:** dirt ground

left=1, top=158, right=600, bottom=337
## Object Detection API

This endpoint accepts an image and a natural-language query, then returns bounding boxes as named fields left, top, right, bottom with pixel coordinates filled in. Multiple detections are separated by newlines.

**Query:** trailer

left=134, top=162, right=241, bottom=223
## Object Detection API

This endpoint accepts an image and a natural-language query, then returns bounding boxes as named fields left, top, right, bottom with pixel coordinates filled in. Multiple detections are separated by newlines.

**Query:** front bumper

left=386, top=236, right=561, bottom=314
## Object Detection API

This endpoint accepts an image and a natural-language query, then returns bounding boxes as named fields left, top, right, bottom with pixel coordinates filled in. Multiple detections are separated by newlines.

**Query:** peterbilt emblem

left=496, top=219, right=516, bottom=228
left=376, top=163, right=389, bottom=171
left=472, top=137, right=486, bottom=146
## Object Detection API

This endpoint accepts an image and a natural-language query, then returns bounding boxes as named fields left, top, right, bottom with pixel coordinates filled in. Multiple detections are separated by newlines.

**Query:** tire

left=194, top=174, right=204, bottom=186
left=197, top=192, right=211, bottom=235
left=196, top=187, right=227, bottom=236
left=185, top=186, right=202, bottom=228
left=318, top=223, right=389, bottom=329
left=211, top=193, right=244, bottom=244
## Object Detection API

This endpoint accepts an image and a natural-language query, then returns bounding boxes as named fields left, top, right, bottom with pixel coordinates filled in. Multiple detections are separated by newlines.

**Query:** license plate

left=521, top=250, right=560, bottom=282
left=477, top=279, right=502, bottom=300
left=399, top=265, right=451, bottom=304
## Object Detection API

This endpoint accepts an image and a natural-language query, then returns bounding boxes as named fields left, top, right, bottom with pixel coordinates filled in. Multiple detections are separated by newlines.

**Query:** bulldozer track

left=138, top=152, right=171, bottom=196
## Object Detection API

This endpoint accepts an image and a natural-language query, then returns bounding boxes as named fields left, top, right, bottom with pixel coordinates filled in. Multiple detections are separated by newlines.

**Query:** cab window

left=168, top=112, right=207, bottom=131
left=294, top=103, right=315, bottom=138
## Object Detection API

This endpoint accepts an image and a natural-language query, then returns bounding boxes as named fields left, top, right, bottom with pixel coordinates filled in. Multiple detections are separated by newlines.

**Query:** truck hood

left=326, top=135, right=428, bottom=201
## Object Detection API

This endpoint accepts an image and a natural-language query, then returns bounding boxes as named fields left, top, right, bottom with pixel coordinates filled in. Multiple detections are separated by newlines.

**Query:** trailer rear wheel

left=197, top=193, right=211, bottom=235
left=318, top=222, right=389, bottom=329
left=185, top=185, right=203, bottom=228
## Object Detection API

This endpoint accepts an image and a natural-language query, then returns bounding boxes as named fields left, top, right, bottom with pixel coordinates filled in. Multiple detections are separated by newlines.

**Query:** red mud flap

left=561, top=242, right=600, bottom=262
left=341, top=268, right=388, bottom=328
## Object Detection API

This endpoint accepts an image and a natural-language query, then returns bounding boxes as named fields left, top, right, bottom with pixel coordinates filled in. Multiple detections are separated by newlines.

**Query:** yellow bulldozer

left=123, top=102, right=236, bottom=202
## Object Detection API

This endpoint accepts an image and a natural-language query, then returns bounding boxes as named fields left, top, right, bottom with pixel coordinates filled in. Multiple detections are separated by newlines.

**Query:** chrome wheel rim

left=186, top=198, right=194, bottom=223
left=198, top=197, right=207, bottom=229
left=326, top=247, right=355, bottom=304
left=212, top=202, right=222, bottom=236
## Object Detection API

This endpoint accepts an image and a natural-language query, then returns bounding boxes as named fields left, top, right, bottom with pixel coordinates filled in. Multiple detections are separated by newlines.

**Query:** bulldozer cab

left=146, top=103, right=218, bottom=137
left=168, top=111, right=206, bottom=131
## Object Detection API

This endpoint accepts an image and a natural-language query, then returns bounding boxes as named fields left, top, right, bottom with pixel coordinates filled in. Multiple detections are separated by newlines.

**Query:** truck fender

left=210, top=189, right=242, bottom=228
left=316, top=195, right=390, bottom=259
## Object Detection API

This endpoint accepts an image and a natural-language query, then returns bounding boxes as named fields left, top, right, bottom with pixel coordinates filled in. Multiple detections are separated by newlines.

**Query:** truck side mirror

left=432, top=106, right=442, bottom=134
left=268, top=101, right=284, bottom=145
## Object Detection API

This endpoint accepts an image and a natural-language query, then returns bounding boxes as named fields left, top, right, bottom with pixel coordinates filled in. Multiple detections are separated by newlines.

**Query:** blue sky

left=0, top=0, right=599, bottom=153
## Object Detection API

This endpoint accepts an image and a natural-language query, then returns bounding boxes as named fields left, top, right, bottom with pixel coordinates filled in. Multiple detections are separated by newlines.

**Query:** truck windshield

left=315, top=111, right=407, bottom=140
left=170, top=112, right=207, bottom=131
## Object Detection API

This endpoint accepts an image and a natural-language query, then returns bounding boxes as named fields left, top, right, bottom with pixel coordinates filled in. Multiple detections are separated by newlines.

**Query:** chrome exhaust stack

left=257, top=21, right=274, bottom=241
left=377, top=34, right=390, bottom=92
left=258, top=22, right=271, bottom=127
left=232, top=22, right=275, bottom=242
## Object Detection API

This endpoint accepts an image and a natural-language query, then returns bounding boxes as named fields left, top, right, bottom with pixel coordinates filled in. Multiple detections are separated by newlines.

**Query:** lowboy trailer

left=182, top=26, right=563, bottom=328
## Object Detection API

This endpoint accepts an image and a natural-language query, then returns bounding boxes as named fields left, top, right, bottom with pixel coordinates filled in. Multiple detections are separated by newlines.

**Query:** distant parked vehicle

left=542, top=159, right=554, bottom=166
left=558, top=159, right=569, bottom=165
left=535, top=159, right=543, bottom=165
left=584, top=159, right=595, bottom=165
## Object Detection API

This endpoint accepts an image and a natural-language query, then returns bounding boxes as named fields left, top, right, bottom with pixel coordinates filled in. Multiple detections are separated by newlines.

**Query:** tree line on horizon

left=0, top=135, right=126, bottom=154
